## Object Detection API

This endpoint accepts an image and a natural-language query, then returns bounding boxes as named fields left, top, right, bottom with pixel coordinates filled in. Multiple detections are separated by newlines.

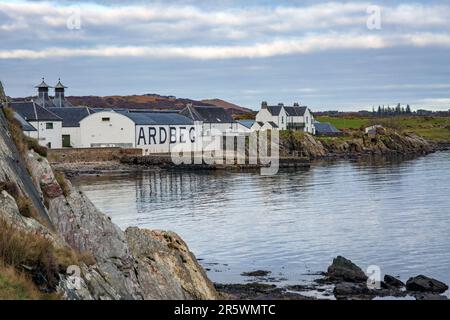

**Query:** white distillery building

left=254, top=102, right=316, bottom=134
left=79, top=110, right=197, bottom=154
left=9, top=101, right=63, bottom=148
left=48, top=107, right=95, bottom=148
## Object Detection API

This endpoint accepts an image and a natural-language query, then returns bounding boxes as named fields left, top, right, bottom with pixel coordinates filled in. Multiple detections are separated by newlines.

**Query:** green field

left=316, top=116, right=450, bottom=141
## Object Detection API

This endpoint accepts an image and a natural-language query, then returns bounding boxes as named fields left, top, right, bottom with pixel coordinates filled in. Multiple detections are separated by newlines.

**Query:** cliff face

left=0, top=110, right=218, bottom=300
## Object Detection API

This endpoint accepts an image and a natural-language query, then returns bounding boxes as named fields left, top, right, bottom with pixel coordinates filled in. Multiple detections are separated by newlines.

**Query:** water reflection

left=73, top=152, right=450, bottom=286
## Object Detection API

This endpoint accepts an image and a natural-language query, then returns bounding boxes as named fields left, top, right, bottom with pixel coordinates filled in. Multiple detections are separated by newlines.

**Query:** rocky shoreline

left=215, top=256, right=449, bottom=300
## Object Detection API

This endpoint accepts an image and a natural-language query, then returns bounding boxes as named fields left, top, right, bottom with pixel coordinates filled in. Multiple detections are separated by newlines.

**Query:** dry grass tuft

left=54, top=172, right=70, bottom=197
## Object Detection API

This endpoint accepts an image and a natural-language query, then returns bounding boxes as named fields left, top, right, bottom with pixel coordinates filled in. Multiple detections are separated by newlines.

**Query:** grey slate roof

left=52, top=96, right=74, bottom=108
left=35, top=79, right=52, bottom=88
left=180, top=105, right=234, bottom=123
left=284, top=106, right=307, bottom=116
left=117, top=110, right=194, bottom=125
left=13, top=112, right=36, bottom=131
left=48, top=107, right=95, bottom=127
left=54, top=79, right=67, bottom=89
left=266, top=105, right=283, bottom=116
left=268, top=121, right=279, bottom=128
left=314, top=121, right=341, bottom=134
left=236, top=120, right=255, bottom=129
left=10, top=101, right=62, bottom=122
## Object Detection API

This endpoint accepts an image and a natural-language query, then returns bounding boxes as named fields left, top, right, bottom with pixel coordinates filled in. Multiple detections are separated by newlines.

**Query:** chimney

left=261, top=101, right=268, bottom=109
left=278, top=103, right=284, bottom=107
left=293, top=102, right=299, bottom=107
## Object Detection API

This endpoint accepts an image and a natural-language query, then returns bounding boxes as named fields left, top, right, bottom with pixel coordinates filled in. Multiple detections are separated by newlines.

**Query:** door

left=62, top=135, right=71, bottom=148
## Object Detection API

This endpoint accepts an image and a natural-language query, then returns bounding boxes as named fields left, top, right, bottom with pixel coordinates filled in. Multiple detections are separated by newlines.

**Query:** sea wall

left=47, top=147, right=142, bottom=163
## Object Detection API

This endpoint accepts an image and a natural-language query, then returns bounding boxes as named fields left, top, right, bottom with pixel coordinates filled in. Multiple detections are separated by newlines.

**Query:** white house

left=79, top=110, right=197, bottom=154
left=10, top=101, right=63, bottom=148
left=255, top=102, right=315, bottom=134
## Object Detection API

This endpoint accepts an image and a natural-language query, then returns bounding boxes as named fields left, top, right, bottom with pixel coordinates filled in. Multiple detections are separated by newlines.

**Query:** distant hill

left=64, top=95, right=253, bottom=116
left=201, top=99, right=254, bottom=115
left=11, top=94, right=254, bottom=116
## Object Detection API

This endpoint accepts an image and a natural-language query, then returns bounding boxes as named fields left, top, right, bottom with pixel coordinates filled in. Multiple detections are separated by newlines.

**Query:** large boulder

left=125, top=227, right=219, bottom=300
left=327, top=256, right=367, bottom=283
left=406, top=275, right=448, bottom=293
left=384, top=275, right=404, bottom=288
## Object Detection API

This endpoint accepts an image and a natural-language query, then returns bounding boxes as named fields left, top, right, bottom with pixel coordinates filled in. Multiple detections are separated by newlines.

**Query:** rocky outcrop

left=25, top=151, right=217, bottom=300
left=406, top=275, right=449, bottom=293
left=280, top=129, right=433, bottom=160
left=125, top=228, right=218, bottom=300
left=321, top=256, right=449, bottom=300
left=326, top=256, right=368, bottom=283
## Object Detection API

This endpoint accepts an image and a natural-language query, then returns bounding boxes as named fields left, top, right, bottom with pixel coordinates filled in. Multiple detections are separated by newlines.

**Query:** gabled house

left=255, top=101, right=316, bottom=134
left=9, top=101, right=63, bottom=148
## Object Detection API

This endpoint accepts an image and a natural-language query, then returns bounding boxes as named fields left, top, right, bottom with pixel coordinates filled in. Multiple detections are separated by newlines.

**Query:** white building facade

left=255, top=102, right=315, bottom=134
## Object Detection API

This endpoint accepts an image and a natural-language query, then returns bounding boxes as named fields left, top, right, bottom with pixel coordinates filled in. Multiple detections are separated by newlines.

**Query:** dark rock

left=327, top=256, right=367, bottom=283
left=384, top=275, right=405, bottom=288
left=241, top=270, right=271, bottom=277
left=414, top=293, right=448, bottom=300
left=406, top=275, right=448, bottom=293
left=333, top=282, right=370, bottom=299
left=215, top=283, right=311, bottom=300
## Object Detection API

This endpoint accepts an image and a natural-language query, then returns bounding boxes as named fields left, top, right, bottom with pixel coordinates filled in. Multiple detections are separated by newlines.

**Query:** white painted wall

left=28, top=120, right=62, bottom=149
left=255, top=108, right=288, bottom=130
left=61, top=127, right=81, bottom=148
left=79, top=111, right=135, bottom=148
left=136, top=124, right=198, bottom=154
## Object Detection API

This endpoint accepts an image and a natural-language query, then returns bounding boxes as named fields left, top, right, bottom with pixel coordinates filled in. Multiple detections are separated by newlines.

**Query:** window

left=102, top=117, right=110, bottom=122
left=281, top=116, right=284, bottom=124
left=46, top=122, right=53, bottom=129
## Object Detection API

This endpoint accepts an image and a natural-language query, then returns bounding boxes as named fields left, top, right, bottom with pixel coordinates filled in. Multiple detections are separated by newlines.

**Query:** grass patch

left=54, top=172, right=70, bottom=197
left=0, top=263, right=58, bottom=300
left=317, top=115, right=450, bottom=141
left=2, top=107, right=47, bottom=158
left=316, top=116, right=370, bottom=130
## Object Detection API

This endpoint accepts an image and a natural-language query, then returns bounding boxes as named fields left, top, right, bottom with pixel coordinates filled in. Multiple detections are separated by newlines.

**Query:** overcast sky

left=1, top=0, right=450, bottom=111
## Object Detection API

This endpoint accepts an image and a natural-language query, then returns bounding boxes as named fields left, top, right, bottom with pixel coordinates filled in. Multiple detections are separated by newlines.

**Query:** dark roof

left=180, top=105, right=234, bottom=123
left=314, top=122, right=341, bottom=134
left=13, top=112, right=36, bottom=131
left=266, top=105, right=283, bottom=116
left=236, top=120, right=255, bottom=128
left=35, top=79, right=51, bottom=88
left=48, top=107, right=95, bottom=127
left=256, top=121, right=264, bottom=126
left=10, top=101, right=62, bottom=122
left=54, top=79, right=67, bottom=89
left=284, top=106, right=307, bottom=116
left=52, top=96, right=74, bottom=108
left=35, top=96, right=57, bottom=108
left=117, top=110, right=194, bottom=125
left=268, top=121, right=279, bottom=128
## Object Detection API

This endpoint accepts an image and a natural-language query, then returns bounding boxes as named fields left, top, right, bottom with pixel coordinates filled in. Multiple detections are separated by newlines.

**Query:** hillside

left=64, top=94, right=253, bottom=116
left=201, top=98, right=254, bottom=115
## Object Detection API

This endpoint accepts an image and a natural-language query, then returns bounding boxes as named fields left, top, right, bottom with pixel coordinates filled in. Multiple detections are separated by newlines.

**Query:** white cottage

left=10, top=101, right=63, bottom=148
left=255, top=102, right=315, bottom=134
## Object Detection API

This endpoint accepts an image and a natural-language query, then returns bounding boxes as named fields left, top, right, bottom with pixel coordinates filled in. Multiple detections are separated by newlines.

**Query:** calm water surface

left=73, top=151, right=450, bottom=286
